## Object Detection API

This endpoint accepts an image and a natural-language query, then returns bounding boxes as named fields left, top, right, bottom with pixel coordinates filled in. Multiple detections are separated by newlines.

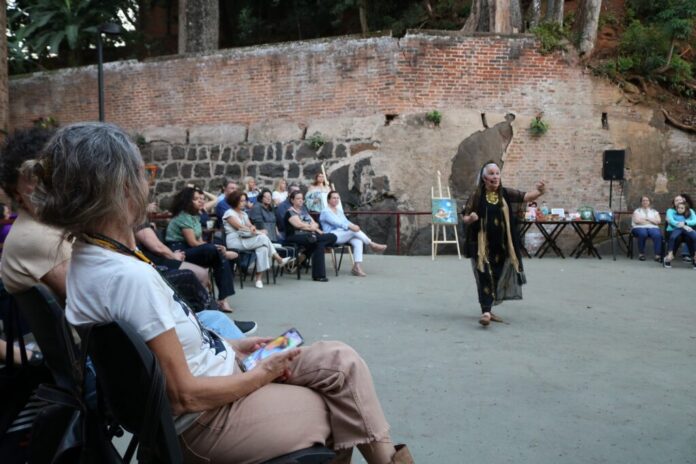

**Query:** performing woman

left=461, top=161, right=546, bottom=327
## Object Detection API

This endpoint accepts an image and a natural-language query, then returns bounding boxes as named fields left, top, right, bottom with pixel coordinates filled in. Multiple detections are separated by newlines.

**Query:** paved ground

left=226, top=253, right=696, bottom=464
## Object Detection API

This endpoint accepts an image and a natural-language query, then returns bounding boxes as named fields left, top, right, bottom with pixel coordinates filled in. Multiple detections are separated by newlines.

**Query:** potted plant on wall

left=425, top=110, right=442, bottom=128
left=529, top=112, right=549, bottom=136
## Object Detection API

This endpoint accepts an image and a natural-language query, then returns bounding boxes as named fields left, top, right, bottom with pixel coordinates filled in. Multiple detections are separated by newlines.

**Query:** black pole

left=97, top=32, right=104, bottom=122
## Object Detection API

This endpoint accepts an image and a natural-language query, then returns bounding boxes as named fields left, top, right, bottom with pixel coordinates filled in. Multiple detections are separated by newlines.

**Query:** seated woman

left=305, top=172, right=331, bottom=213
left=165, top=187, right=236, bottom=311
left=664, top=200, right=696, bottom=268
left=320, top=191, right=386, bottom=277
left=243, top=176, right=260, bottom=208
left=32, top=122, right=411, bottom=464
left=284, top=190, right=337, bottom=282
left=223, top=190, right=292, bottom=289
left=630, top=195, right=662, bottom=262
left=272, top=178, right=288, bottom=207
left=249, top=189, right=280, bottom=242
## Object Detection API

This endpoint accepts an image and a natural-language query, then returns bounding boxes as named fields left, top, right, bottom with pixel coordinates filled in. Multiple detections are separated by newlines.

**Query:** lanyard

left=83, top=232, right=154, bottom=266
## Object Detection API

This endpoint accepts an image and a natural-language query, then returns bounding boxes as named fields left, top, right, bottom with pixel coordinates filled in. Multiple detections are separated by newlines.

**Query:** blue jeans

left=667, top=228, right=696, bottom=254
left=631, top=227, right=662, bottom=255
left=197, top=310, right=244, bottom=339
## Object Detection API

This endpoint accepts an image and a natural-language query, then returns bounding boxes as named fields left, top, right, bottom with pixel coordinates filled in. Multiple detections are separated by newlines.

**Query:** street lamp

left=97, top=23, right=122, bottom=122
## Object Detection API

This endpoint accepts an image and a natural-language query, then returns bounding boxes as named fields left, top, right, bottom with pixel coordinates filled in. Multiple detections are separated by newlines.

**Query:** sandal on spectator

left=218, top=300, right=235, bottom=313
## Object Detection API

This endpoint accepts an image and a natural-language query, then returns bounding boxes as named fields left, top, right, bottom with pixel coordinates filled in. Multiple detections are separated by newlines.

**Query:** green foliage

left=308, top=132, right=326, bottom=150
left=529, top=115, right=549, bottom=136
left=32, top=116, right=59, bottom=129
left=425, top=110, right=442, bottom=126
left=531, top=22, right=568, bottom=55
left=7, top=0, right=137, bottom=73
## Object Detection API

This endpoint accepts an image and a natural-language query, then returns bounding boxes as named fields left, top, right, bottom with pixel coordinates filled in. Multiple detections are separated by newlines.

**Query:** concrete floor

left=226, top=253, right=696, bottom=464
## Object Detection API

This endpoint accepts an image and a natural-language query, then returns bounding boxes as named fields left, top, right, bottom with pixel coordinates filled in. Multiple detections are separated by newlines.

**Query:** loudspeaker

left=602, top=149, right=625, bottom=180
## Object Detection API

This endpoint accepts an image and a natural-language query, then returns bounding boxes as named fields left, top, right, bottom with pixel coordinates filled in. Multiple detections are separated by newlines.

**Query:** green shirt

left=166, top=212, right=202, bottom=244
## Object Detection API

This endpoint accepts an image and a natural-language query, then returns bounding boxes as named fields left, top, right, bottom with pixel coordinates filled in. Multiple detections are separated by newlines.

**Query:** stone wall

left=8, top=31, right=696, bottom=253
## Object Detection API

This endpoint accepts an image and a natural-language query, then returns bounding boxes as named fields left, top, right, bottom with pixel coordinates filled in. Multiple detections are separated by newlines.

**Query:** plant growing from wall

left=308, top=132, right=326, bottom=150
left=425, top=110, right=442, bottom=127
left=529, top=113, right=549, bottom=136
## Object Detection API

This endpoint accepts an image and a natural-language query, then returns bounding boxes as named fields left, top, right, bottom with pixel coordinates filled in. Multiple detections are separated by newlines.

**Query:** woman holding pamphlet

left=31, top=122, right=413, bottom=464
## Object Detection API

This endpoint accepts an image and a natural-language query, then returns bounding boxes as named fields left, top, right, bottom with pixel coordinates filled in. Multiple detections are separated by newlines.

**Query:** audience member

left=0, top=202, right=15, bottom=246
left=166, top=187, right=236, bottom=311
left=664, top=200, right=696, bottom=269
left=32, top=122, right=412, bottom=464
left=630, top=195, right=662, bottom=262
left=320, top=191, right=386, bottom=277
left=275, top=184, right=301, bottom=238
left=243, top=176, right=260, bottom=208
left=223, top=191, right=292, bottom=288
left=272, top=178, right=288, bottom=206
left=306, top=172, right=331, bottom=213
left=249, top=189, right=280, bottom=242
left=215, top=180, right=238, bottom=227
left=284, top=190, right=337, bottom=282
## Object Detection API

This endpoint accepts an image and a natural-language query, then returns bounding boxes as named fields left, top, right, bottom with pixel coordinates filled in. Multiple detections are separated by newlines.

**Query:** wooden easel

left=431, top=171, right=462, bottom=260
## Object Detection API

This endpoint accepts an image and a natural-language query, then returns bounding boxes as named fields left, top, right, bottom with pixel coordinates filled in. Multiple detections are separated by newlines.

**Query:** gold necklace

left=485, top=190, right=499, bottom=205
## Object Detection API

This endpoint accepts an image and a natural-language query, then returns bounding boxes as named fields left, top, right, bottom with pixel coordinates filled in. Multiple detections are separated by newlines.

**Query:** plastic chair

left=85, top=320, right=182, bottom=464
left=86, top=320, right=334, bottom=464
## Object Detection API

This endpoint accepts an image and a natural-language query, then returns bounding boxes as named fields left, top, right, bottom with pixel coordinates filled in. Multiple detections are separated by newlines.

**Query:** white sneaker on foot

left=255, top=280, right=263, bottom=289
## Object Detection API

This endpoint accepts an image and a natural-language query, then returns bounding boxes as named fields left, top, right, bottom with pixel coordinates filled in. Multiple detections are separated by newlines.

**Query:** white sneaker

left=255, top=280, right=264, bottom=289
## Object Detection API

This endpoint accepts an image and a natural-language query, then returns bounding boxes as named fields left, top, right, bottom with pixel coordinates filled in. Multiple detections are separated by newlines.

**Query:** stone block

left=336, top=144, right=348, bottom=158
left=214, top=164, right=225, bottom=176
left=142, top=125, right=188, bottom=144
left=187, top=148, right=197, bottom=161
left=181, top=164, right=193, bottom=179
left=225, top=164, right=241, bottom=178
left=188, top=124, right=247, bottom=144
left=248, top=120, right=304, bottom=143
left=152, top=143, right=170, bottom=162
left=194, top=164, right=211, bottom=177
left=171, top=146, right=186, bottom=160
left=274, top=143, right=283, bottom=161
left=287, top=163, right=300, bottom=178
left=163, top=163, right=179, bottom=178
left=155, top=181, right=174, bottom=194
left=246, top=165, right=257, bottom=177
left=303, top=162, right=322, bottom=179
left=252, top=145, right=265, bottom=161
left=266, top=146, right=274, bottom=160
left=221, top=147, right=232, bottom=162
left=284, top=144, right=295, bottom=160
left=296, top=143, right=317, bottom=161
left=259, top=163, right=286, bottom=178
left=318, top=142, right=334, bottom=160
left=210, top=146, right=220, bottom=161
left=198, top=147, right=209, bottom=161
left=306, top=114, right=384, bottom=140
left=237, top=147, right=250, bottom=162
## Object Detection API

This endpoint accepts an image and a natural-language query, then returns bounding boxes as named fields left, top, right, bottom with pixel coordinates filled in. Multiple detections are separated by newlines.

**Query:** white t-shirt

left=631, top=207, right=660, bottom=229
left=67, top=241, right=237, bottom=431
left=272, top=190, right=288, bottom=205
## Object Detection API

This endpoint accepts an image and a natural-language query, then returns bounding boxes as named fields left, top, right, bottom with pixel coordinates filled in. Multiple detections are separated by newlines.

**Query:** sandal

left=489, top=313, right=504, bottom=323
left=479, top=313, right=491, bottom=327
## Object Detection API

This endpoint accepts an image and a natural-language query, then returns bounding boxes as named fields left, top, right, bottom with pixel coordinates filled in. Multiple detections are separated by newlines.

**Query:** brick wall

left=7, top=30, right=695, bottom=245
left=9, top=31, right=598, bottom=131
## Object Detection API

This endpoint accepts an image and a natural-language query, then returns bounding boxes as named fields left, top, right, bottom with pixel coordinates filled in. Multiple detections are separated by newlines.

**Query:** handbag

left=293, top=231, right=317, bottom=243
left=238, top=229, right=254, bottom=238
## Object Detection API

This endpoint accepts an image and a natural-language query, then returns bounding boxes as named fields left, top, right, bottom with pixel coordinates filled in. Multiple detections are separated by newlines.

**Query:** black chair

left=327, top=243, right=351, bottom=276
left=86, top=320, right=182, bottom=464
left=86, top=320, right=334, bottom=464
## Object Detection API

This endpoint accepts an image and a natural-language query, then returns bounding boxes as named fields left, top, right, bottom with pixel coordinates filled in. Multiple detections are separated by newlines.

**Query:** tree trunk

left=462, top=0, right=521, bottom=33
left=527, top=0, right=542, bottom=28
left=178, top=0, right=219, bottom=54
left=574, top=0, right=602, bottom=56
left=0, top=0, right=8, bottom=141
left=552, top=0, right=564, bottom=25
left=358, top=0, right=369, bottom=34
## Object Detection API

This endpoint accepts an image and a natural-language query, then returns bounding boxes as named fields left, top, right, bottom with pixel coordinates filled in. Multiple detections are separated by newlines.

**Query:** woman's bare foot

left=369, top=242, right=387, bottom=253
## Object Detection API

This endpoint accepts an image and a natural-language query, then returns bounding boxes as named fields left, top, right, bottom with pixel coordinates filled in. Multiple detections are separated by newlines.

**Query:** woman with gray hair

left=32, top=122, right=413, bottom=464
left=461, top=160, right=546, bottom=327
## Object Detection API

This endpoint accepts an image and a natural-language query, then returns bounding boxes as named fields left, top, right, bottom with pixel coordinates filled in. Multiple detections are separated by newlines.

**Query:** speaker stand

left=609, top=179, right=616, bottom=261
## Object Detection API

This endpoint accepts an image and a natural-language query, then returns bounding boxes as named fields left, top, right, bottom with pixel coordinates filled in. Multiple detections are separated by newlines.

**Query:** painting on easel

left=431, top=198, right=457, bottom=225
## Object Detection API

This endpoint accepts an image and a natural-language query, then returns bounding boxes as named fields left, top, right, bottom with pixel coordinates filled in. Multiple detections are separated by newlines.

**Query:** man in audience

left=215, top=179, right=238, bottom=226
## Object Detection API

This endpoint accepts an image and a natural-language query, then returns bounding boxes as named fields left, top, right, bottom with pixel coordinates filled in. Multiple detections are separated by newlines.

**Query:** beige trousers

left=179, top=341, right=391, bottom=464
